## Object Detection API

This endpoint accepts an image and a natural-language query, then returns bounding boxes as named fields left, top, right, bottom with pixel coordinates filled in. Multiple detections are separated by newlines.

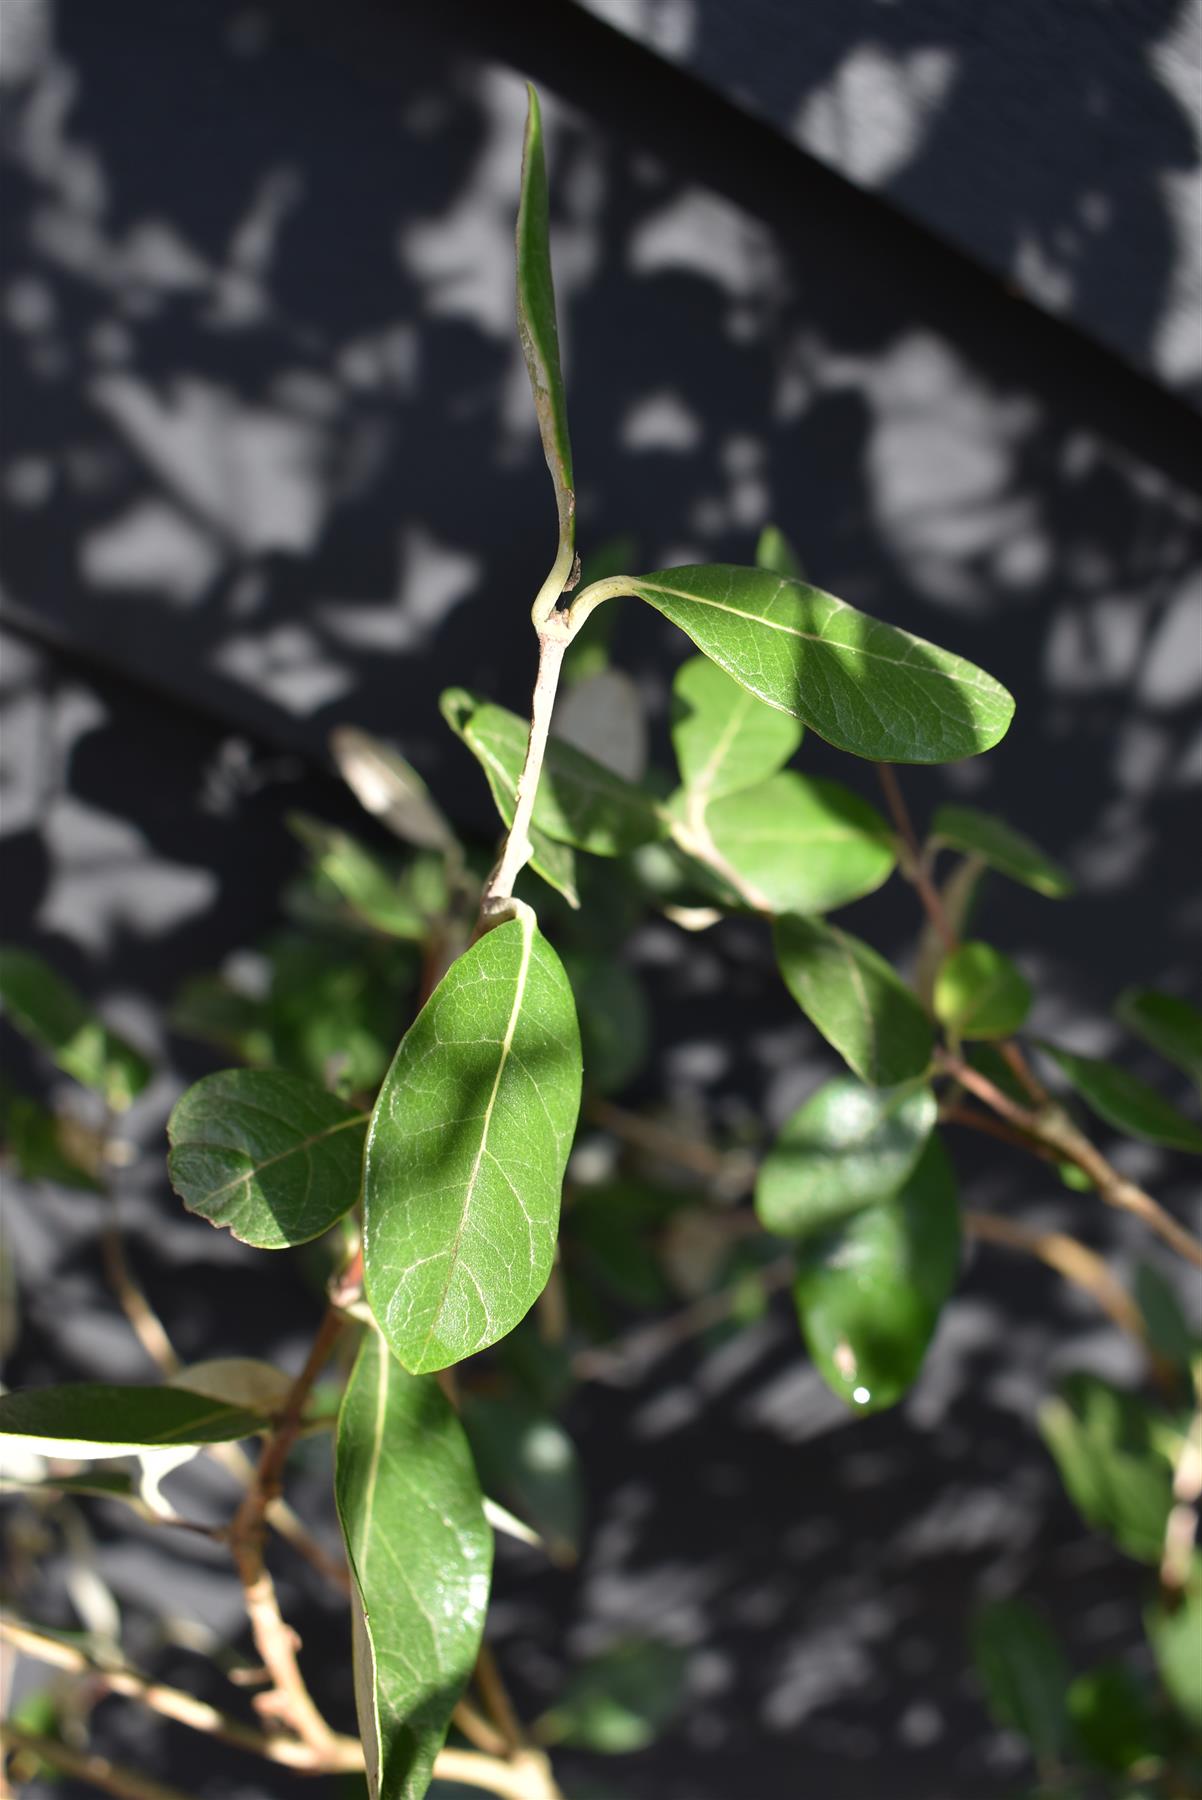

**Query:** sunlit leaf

left=671, top=655, right=801, bottom=803
left=756, top=1076, right=937, bottom=1240
left=687, top=773, right=895, bottom=915
left=167, top=1069, right=367, bottom=1249
left=755, top=523, right=803, bottom=578
left=934, top=941, right=1032, bottom=1040
left=363, top=908, right=582, bottom=1374
left=627, top=566, right=1014, bottom=763
left=1038, top=1044, right=1202, bottom=1153
left=1145, top=1556, right=1202, bottom=1726
left=330, top=726, right=458, bottom=854
left=0, top=948, right=151, bottom=1111
left=288, top=815, right=425, bottom=940
left=793, top=1135, right=960, bottom=1413
left=970, top=1598, right=1070, bottom=1765
left=537, top=1641, right=688, bottom=1754
left=1038, top=1373, right=1175, bottom=1563
left=931, top=805, right=1073, bottom=898
left=517, top=85, right=575, bottom=604
left=0, top=1384, right=267, bottom=1459
left=1117, top=988, right=1202, bottom=1091
left=462, top=1394, right=583, bottom=1565
left=336, top=1332, right=492, bottom=1800
left=774, top=915, right=934, bottom=1087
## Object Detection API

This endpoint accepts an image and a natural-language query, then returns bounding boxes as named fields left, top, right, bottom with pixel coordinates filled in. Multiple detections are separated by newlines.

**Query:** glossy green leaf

left=330, top=726, right=458, bottom=854
left=671, top=655, right=802, bottom=802
left=930, top=805, right=1073, bottom=898
left=774, top=915, right=935, bottom=1087
left=793, top=1135, right=960, bottom=1413
left=1067, top=1664, right=1164, bottom=1773
left=336, top=1332, right=492, bottom=1800
left=363, top=908, right=582, bottom=1374
left=970, top=1598, right=1070, bottom=1765
left=537, top=1642, right=688, bottom=1754
left=1038, top=1373, right=1175, bottom=1563
left=516, top=85, right=575, bottom=601
left=462, top=1394, right=583, bottom=1565
left=1117, top=988, right=1202, bottom=1090
left=1038, top=1044, right=1202, bottom=1153
left=756, top=1076, right=937, bottom=1241
left=628, top=566, right=1014, bottom=763
left=563, top=951, right=650, bottom=1096
left=288, top=816, right=425, bottom=940
left=0, top=948, right=151, bottom=1111
left=934, top=941, right=1032, bottom=1040
left=0, top=1384, right=267, bottom=1459
left=440, top=689, right=576, bottom=907
left=755, top=524, right=803, bottom=578
left=167, top=1069, right=367, bottom=1249
left=1146, top=1557, right=1202, bottom=1725
left=691, top=773, right=895, bottom=915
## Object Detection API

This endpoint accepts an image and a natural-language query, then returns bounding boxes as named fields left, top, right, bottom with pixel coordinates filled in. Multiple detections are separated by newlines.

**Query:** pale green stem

left=564, top=574, right=637, bottom=633
left=479, top=625, right=569, bottom=917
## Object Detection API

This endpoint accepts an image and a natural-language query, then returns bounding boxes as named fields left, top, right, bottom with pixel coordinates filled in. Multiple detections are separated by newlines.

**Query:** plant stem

left=963, top=1212, right=1147, bottom=1344
left=940, top=1101, right=1060, bottom=1164
left=479, top=625, right=569, bottom=921
left=474, top=1644, right=526, bottom=1756
left=435, top=1746, right=564, bottom=1800
left=875, top=763, right=955, bottom=951
left=0, top=1723, right=199, bottom=1800
left=1160, top=1407, right=1202, bottom=1600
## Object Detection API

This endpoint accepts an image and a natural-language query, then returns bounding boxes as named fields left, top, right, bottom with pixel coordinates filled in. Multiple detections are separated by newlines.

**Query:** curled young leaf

left=774, top=915, right=934, bottom=1087
left=363, top=908, right=581, bottom=1374
left=628, top=566, right=1014, bottom=763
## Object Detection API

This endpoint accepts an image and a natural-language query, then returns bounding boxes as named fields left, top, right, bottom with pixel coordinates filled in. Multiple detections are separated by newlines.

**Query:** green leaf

left=1038, top=1044, right=1202, bottom=1153
left=363, top=908, right=582, bottom=1374
left=688, top=773, right=896, bottom=915
left=970, top=1598, right=1071, bottom=1765
left=1133, top=1264, right=1196, bottom=1370
left=1117, top=988, right=1202, bottom=1090
left=934, top=942, right=1032, bottom=1040
left=774, top=915, right=934, bottom=1087
left=755, top=524, right=803, bottom=578
left=170, top=974, right=272, bottom=1066
left=516, top=86, right=575, bottom=604
left=793, top=1135, right=960, bottom=1413
left=330, top=726, right=458, bottom=855
left=462, top=1395, right=583, bottom=1565
left=442, top=690, right=661, bottom=861
left=167, top=1069, right=367, bottom=1250
left=0, top=1384, right=267, bottom=1458
left=1038, top=1373, right=1175, bottom=1563
left=930, top=805, right=1073, bottom=898
left=1067, top=1664, right=1163, bottom=1773
left=335, top=1332, right=492, bottom=1800
left=627, top=566, right=1014, bottom=763
left=1146, top=1557, right=1202, bottom=1725
left=0, top=1089, right=103, bottom=1190
left=0, top=947, right=151, bottom=1111
left=537, top=1641, right=688, bottom=1754
left=756, top=1076, right=937, bottom=1241
left=288, top=815, right=425, bottom=940
left=265, top=933, right=411, bottom=1096
left=563, top=951, right=650, bottom=1096
left=671, top=654, right=802, bottom=803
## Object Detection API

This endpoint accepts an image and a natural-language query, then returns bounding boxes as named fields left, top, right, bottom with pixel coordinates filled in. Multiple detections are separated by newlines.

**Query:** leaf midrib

left=177, top=1108, right=368, bottom=1210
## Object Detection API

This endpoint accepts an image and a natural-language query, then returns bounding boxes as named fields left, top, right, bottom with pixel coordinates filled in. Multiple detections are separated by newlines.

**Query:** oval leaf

left=671, top=655, right=802, bottom=803
left=629, top=566, right=1014, bottom=763
left=931, top=804, right=1073, bottom=898
left=167, top=1069, right=368, bottom=1249
left=0, top=1384, right=267, bottom=1459
left=793, top=1134, right=960, bottom=1413
left=755, top=523, right=803, bottom=579
left=1038, top=1044, right=1202, bottom=1153
left=774, top=915, right=934, bottom=1087
left=330, top=725, right=458, bottom=854
left=693, top=772, right=895, bottom=915
left=517, top=85, right=575, bottom=600
left=1117, top=988, right=1202, bottom=1090
left=0, top=947, right=151, bottom=1111
left=336, top=1332, right=492, bottom=1799
left=363, top=909, right=582, bottom=1374
left=1038, top=1373, right=1175, bottom=1563
left=934, top=941, right=1032, bottom=1040
left=289, top=814, right=425, bottom=939
left=756, top=1075, right=937, bottom=1240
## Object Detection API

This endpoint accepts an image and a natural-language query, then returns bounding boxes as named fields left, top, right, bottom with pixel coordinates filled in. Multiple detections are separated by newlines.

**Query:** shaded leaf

left=1038, top=1373, right=1175, bottom=1563
left=336, top=1332, right=492, bottom=1800
left=288, top=815, right=425, bottom=940
left=774, top=915, right=934, bottom=1087
left=1145, top=1557, right=1202, bottom=1726
left=1067, top=1664, right=1164, bottom=1774
left=1, top=1089, right=103, bottom=1190
left=167, top=1359, right=294, bottom=1413
left=266, top=933, right=412, bottom=1096
left=756, top=1076, right=937, bottom=1241
left=671, top=654, right=801, bottom=802
left=628, top=565, right=1014, bottom=763
left=462, top=1394, right=583, bottom=1565
left=330, top=726, right=457, bottom=854
left=1038, top=1044, right=1202, bottom=1153
left=1133, top=1263, right=1196, bottom=1370
left=970, top=1598, right=1071, bottom=1765
left=931, top=805, right=1073, bottom=898
left=1117, top=988, right=1202, bottom=1090
left=170, top=974, right=272, bottom=1066
left=0, top=1385, right=267, bottom=1458
left=755, top=523, right=803, bottom=578
left=167, top=1069, right=367, bottom=1249
left=516, top=85, right=575, bottom=601
left=538, top=1641, right=688, bottom=1754
left=363, top=908, right=581, bottom=1374
left=793, top=1135, right=960, bottom=1413
left=0, top=947, right=151, bottom=1110
left=563, top=951, right=650, bottom=1095
left=693, top=773, right=895, bottom=915
left=441, top=689, right=578, bottom=906
left=934, top=942, right=1032, bottom=1040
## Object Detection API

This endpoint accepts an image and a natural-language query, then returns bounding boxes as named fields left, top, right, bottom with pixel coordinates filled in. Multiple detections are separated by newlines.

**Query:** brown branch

left=964, top=1212, right=1147, bottom=1344
left=435, top=1746, right=564, bottom=1800
left=473, top=1644, right=525, bottom=1756
left=940, top=1101, right=1060, bottom=1163
left=876, top=763, right=955, bottom=951
left=0, top=1722, right=199, bottom=1800
left=101, top=1193, right=180, bottom=1379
